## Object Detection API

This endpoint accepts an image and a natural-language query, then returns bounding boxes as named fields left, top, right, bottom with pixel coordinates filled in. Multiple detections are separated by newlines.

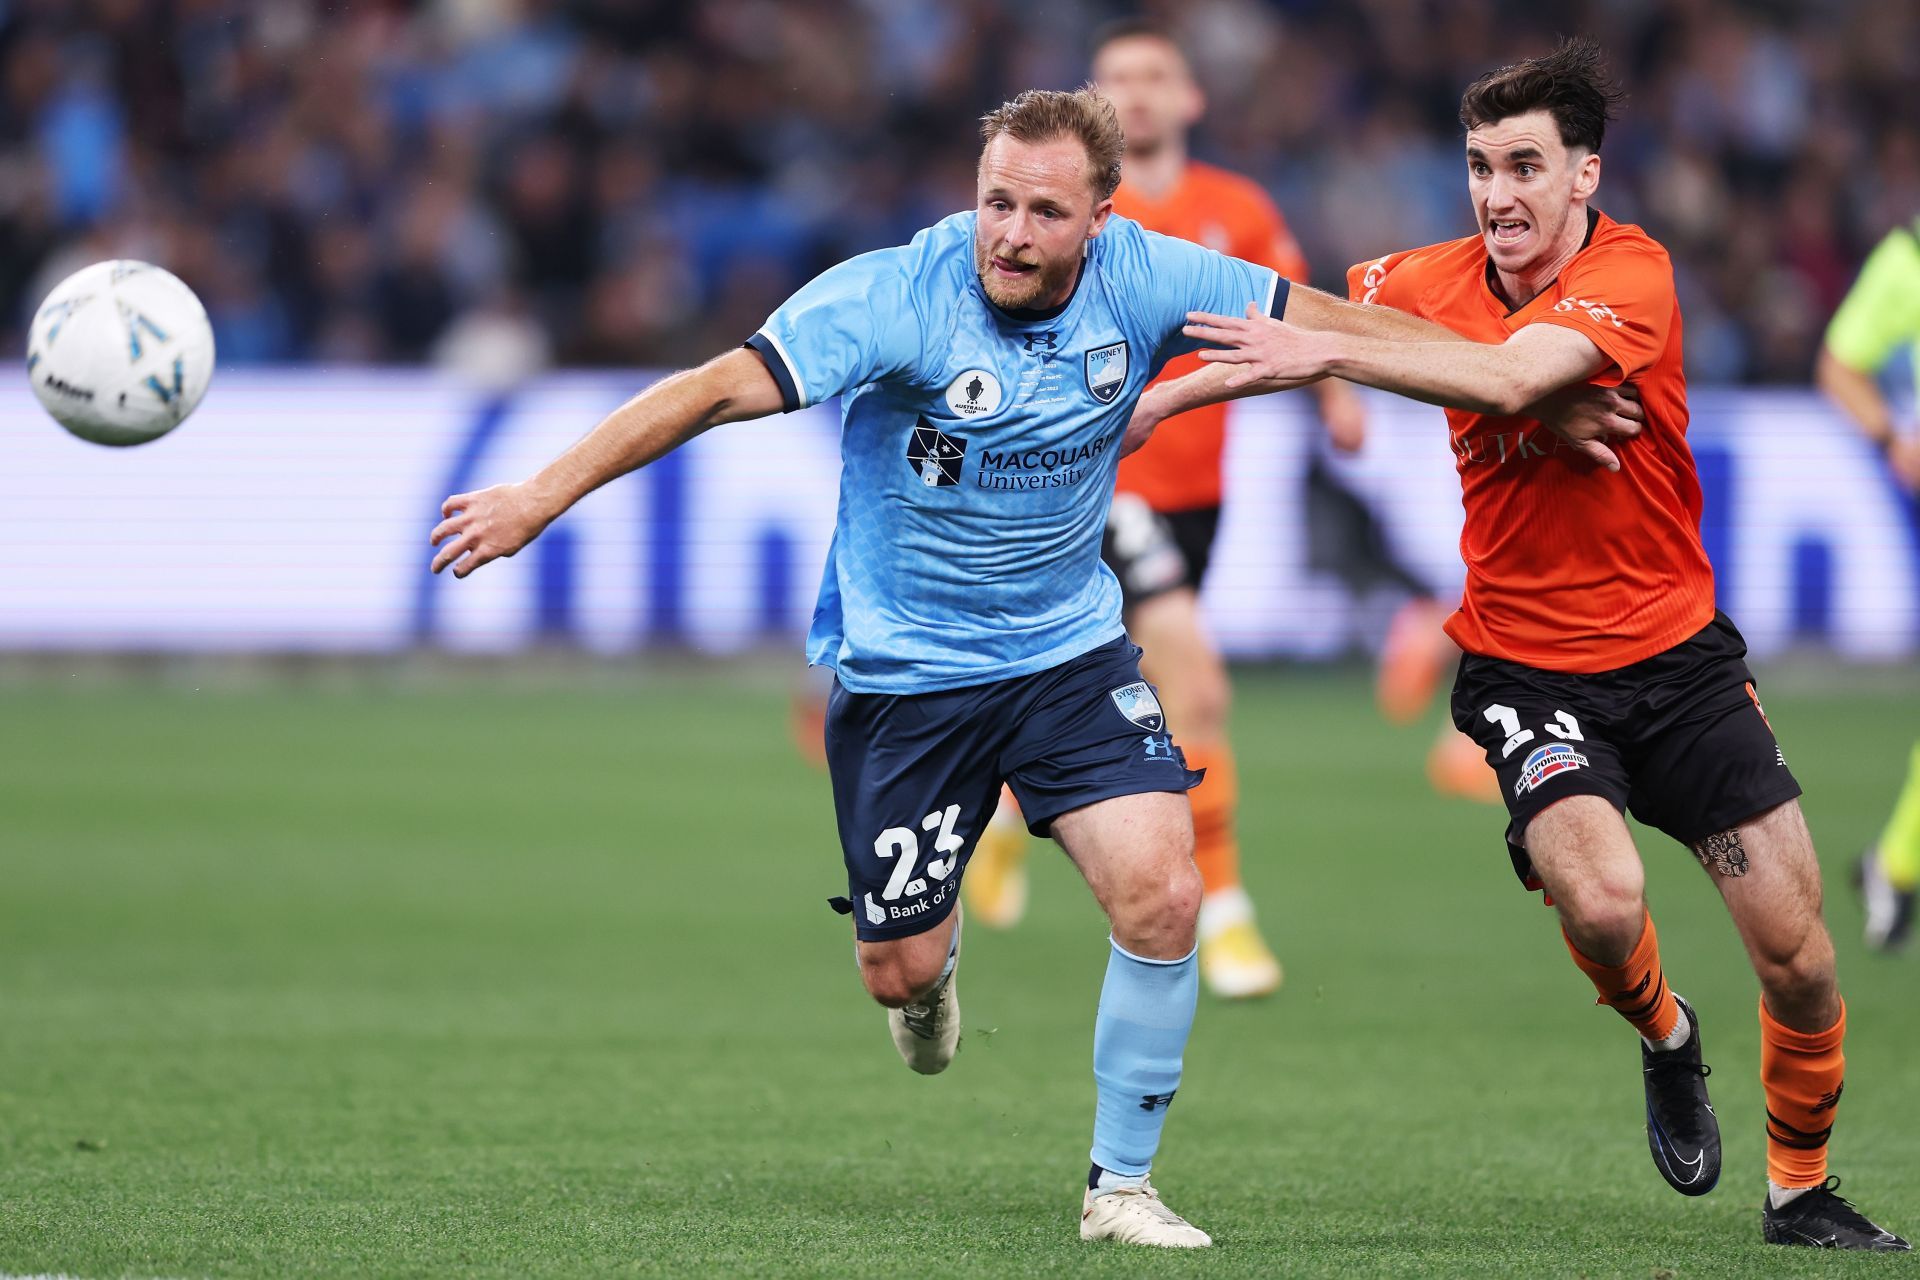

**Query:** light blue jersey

left=747, top=211, right=1286, bottom=693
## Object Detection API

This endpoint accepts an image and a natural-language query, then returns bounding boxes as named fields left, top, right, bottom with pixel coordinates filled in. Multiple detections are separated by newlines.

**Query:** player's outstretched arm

left=430, top=348, right=785, bottom=578
left=1183, top=308, right=1641, bottom=469
left=1184, top=307, right=1603, bottom=411
left=1123, top=303, right=1642, bottom=465
left=1281, top=285, right=1470, bottom=346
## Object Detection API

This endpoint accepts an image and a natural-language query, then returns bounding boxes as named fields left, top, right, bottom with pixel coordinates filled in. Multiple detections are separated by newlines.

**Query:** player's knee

left=1110, top=857, right=1202, bottom=958
left=858, top=950, right=942, bottom=1009
left=1557, top=873, right=1646, bottom=956
left=1753, top=925, right=1837, bottom=1013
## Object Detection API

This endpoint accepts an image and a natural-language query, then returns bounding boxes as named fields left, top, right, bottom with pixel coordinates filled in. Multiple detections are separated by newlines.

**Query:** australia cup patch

left=945, top=369, right=1002, bottom=417
left=907, top=419, right=967, bottom=487
left=1085, top=341, right=1128, bottom=404
left=1110, top=680, right=1165, bottom=732
left=1515, top=742, right=1589, bottom=798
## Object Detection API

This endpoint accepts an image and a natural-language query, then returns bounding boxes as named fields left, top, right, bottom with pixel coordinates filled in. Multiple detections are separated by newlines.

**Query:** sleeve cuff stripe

left=746, top=331, right=804, bottom=412
left=1267, top=271, right=1290, bottom=320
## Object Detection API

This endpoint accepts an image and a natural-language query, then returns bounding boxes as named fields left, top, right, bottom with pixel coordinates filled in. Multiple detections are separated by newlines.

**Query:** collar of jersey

left=980, top=241, right=1093, bottom=327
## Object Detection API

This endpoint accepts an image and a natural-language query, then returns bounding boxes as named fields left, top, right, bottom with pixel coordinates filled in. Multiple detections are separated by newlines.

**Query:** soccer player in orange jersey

left=1143, top=38, right=1907, bottom=1250
left=963, top=20, right=1366, bottom=1000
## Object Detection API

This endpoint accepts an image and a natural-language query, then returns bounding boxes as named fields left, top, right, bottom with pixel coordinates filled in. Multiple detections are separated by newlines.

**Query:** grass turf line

left=1, top=669, right=1915, bottom=1277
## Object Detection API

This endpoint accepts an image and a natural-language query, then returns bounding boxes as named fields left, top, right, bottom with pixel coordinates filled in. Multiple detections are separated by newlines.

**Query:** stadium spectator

left=3, top=0, right=1915, bottom=383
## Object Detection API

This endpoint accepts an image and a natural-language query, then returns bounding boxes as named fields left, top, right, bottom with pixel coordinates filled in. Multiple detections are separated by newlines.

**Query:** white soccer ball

left=26, top=260, right=216, bottom=446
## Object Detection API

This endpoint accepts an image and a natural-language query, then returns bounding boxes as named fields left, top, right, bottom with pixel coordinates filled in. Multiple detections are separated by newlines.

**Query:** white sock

left=1094, top=1165, right=1149, bottom=1194
left=1769, top=1180, right=1816, bottom=1209
left=1642, top=1001, right=1691, bottom=1053
left=933, top=919, right=961, bottom=987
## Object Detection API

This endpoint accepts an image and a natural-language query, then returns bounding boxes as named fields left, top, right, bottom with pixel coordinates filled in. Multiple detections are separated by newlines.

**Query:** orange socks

left=1563, top=909, right=1681, bottom=1043
left=1760, top=998, right=1846, bottom=1188
left=1183, top=743, right=1239, bottom=894
left=1565, top=909, right=1848, bottom=1189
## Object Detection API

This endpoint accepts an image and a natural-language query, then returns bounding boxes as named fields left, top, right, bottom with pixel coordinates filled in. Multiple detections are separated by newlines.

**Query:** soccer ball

left=26, top=260, right=216, bottom=446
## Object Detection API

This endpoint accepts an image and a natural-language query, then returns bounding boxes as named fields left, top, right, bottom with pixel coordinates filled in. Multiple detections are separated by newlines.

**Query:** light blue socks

left=1089, top=936, right=1199, bottom=1180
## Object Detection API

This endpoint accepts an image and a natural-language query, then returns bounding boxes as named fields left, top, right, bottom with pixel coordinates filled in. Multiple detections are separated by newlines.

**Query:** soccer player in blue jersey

left=430, top=86, right=1563, bottom=1247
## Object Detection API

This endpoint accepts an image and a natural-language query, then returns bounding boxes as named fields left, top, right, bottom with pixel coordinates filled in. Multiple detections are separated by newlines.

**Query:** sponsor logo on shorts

left=863, top=892, right=886, bottom=926
left=878, top=877, right=957, bottom=922
left=1085, top=340, right=1129, bottom=404
left=1142, top=734, right=1175, bottom=761
left=1110, top=681, right=1165, bottom=732
left=1515, top=742, right=1589, bottom=798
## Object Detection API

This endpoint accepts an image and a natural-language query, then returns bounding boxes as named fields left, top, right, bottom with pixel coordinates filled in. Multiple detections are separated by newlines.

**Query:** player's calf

left=859, top=913, right=964, bottom=1076
left=857, top=914, right=958, bottom=1008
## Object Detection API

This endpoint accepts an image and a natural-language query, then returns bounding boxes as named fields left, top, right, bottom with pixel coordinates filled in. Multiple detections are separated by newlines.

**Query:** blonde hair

left=978, top=86, right=1125, bottom=200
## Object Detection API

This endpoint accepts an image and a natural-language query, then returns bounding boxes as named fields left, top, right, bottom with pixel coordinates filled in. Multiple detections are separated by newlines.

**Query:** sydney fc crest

left=907, top=419, right=967, bottom=487
left=1085, top=341, right=1129, bottom=405
left=1110, top=681, right=1165, bottom=732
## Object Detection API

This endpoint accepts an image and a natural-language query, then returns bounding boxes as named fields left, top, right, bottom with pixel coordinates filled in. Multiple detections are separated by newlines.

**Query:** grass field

left=2, top=664, right=1916, bottom=1278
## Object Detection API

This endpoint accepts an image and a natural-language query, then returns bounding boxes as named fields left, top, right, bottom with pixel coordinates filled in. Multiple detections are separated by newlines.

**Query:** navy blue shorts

left=824, top=635, right=1203, bottom=940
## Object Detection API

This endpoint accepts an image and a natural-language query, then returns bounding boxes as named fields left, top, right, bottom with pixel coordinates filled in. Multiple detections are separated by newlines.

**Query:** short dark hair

left=1088, top=17, right=1184, bottom=63
left=1458, top=37, right=1626, bottom=154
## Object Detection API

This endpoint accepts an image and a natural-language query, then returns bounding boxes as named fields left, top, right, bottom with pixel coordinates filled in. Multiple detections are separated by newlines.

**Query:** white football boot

left=888, top=914, right=961, bottom=1074
left=1080, top=1181, right=1212, bottom=1248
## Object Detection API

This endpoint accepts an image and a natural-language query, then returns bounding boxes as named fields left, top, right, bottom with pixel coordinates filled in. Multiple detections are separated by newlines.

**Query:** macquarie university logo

left=907, top=420, right=968, bottom=487
left=1110, top=681, right=1165, bottom=732
left=1084, top=341, right=1128, bottom=404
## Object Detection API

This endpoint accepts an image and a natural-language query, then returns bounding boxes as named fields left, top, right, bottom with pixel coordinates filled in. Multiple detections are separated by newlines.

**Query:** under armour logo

left=1139, top=1090, right=1177, bottom=1112
left=1142, top=734, right=1173, bottom=759
left=1023, top=331, right=1058, bottom=352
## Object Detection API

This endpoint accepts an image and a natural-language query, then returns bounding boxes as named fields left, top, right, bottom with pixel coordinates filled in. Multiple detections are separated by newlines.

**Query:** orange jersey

left=1114, top=161, right=1309, bottom=512
left=1346, top=210, right=1714, bottom=673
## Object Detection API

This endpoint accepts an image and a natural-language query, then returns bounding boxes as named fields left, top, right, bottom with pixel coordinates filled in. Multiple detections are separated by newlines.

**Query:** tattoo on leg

left=1692, top=829, right=1750, bottom=877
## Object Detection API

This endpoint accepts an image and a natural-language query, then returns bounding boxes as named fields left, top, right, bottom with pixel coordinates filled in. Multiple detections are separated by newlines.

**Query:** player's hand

left=429, top=482, right=554, bottom=577
left=1527, top=382, right=1645, bottom=473
left=1316, top=380, right=1367, bottom=454
left=1184, top=303, right=1334, bottom=388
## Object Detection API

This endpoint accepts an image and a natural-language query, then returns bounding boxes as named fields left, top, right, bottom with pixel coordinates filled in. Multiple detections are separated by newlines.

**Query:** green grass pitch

left=2, top=665, right=1915, bottom=1277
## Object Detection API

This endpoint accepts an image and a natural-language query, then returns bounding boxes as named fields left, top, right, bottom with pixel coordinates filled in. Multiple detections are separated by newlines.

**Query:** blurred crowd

left=3, top=0, right=1917, bottom=384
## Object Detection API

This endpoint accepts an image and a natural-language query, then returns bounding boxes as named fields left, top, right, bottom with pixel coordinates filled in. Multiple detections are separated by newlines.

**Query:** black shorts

left=1100, top=496, right=1221, bottom=609
left=1450, top=612, right=1803, bottom=891
left=824, top=636, right=1203, bottom=940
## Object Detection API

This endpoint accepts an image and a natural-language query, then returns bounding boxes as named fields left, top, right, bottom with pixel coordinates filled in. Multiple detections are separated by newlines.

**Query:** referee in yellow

left=1817, top=214, right=1920, bottom=950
